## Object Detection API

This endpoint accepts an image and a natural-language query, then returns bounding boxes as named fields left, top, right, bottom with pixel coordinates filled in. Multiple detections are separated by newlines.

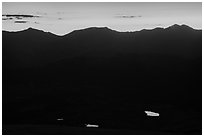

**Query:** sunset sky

left=2, top=2, right=202, bottom=35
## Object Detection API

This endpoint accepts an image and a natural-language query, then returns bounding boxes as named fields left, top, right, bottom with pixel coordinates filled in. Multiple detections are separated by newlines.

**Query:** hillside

left=2, top=24, right=202, bottom=134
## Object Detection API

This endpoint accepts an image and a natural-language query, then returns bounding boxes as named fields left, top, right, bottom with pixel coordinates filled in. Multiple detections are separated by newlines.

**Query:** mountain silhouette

left=2, top=24, right=202, bottom=134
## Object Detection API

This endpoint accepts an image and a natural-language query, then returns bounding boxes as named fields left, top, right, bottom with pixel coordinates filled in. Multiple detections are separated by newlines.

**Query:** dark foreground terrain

left=2, top=125, right=171, bottom=135
left=3, top=123, right=201, bottom=135
left=2, top=24, right=202, bottom=134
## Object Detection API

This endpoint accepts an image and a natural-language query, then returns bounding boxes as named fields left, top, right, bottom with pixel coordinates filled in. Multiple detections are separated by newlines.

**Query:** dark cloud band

left=3, top=14, right=40, bottom=18
left=2, top=14, right=40, bottom=21
left=14, top=21, right=28, bottom=23
left=2, top=17, right=13, bottom=20
left=116, top=15, right=142, bottom=18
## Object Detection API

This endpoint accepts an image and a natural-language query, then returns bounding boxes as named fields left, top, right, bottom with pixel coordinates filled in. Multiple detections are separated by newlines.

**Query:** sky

left=2, top=2, right=202, bottom=35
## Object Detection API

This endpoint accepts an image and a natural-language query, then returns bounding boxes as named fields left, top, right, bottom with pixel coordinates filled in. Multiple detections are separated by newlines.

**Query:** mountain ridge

left=2, top=24, right=201, bottom=37
left=3, top=23, right=201, bottom=70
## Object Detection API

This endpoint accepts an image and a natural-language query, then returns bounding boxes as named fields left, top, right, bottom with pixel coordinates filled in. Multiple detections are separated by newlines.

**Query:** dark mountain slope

left=3, top=28, right=61, bottom=69
left=2, top=25, right=202, bottom=134
left=3, top=25, right=201, bottom=69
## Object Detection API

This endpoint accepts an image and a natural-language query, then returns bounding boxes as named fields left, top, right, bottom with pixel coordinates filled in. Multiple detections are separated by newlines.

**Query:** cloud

left=2, top=17, right=13, bottom=20
left=2, top=14, right=40, bottom=21
left=3, top=14, right=40, bottom=18
left=116, top=15, right=142, bottom=18
left=14, top=21, right=28, bottom=23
